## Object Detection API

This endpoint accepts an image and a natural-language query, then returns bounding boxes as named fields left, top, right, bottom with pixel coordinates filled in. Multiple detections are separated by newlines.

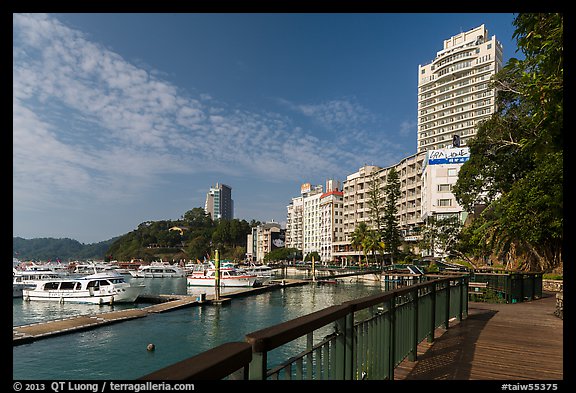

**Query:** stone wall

left=554, top=292, right=563, bottom=320
left=543, top=279, right=563, bottom=292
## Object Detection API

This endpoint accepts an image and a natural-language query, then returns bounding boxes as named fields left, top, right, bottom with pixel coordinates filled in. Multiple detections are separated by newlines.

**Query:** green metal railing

left=140, top=275, right=468, bottom=380
left=470, top=271, right=542, bottom=303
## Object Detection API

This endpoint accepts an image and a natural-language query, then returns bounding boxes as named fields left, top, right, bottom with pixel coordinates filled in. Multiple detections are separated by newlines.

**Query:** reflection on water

left=14, top=298, right=145, bottom=326
left=13, top=275, right=392, bottom=380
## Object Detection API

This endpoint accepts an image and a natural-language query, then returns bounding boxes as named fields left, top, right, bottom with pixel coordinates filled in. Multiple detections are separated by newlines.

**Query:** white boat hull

left=186, top=277, right=258, bottom=287
left=129, top=265, right=186, bottom=278
left=130, top=272, right=185, bottom=278
left=13, top=283, right=26, bottom=298
left=23, top=285, right=144, bottom=304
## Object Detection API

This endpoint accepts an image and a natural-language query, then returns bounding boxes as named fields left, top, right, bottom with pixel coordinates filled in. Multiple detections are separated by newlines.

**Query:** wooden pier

left=13, top=279, right=308, bottom=346
left=395, top=291, right=563, bottom=380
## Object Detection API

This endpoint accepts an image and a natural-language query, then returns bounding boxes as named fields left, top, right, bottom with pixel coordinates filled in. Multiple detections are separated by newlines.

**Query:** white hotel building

left=417, top=24, right=503, bottom=152
left=286, top=180, right=343, bottom=262
left=282, top=25, right=501, bottom=262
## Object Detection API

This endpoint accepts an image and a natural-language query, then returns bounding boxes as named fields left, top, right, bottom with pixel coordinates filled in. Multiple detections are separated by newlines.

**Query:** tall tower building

left=417, top=24, right=503, bottom=152
left=204, top=183, right=234, bottom=220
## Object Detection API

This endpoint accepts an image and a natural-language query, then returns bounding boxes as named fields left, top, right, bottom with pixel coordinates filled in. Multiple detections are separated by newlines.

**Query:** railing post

left=428, top=282, right=436, bottom=343
left=335, top=315, right=347, bottom=380
left=387, top=295, right=396, bottom=380
left=444, top=279, right=451, bottom=329
left=409, top=287, right=419, bottom=361
left=345, top=312, right=354, bottom=380
left=458, top=276, right=464, bottom=321
left=248, top=351, right=267, bottom=380
left=306, top=332, right=313, bottom=379
left=506, top=274, right=511, bottom=303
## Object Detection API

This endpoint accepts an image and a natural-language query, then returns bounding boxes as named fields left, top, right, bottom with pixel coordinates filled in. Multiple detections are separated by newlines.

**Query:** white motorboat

left=71, top=261, right=123, bottom=275
left=13, top=267, right=70, bottom=290
left=186, top=264, right=259, bottom=287
left=13, top=282, right=26, bottom=298
left=13, top=268, right=42, bottom=297
left=22, top=271, right=145, bottom=304
left=129, top=263, right=186, bottom=278
left=13, top=269, right=29, bottom=298
left=238, top=264, right=275, bottom=285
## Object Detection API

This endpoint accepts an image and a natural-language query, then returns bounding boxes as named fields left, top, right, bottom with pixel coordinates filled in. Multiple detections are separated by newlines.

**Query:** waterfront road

left=396, top=291, right=563, bottom=380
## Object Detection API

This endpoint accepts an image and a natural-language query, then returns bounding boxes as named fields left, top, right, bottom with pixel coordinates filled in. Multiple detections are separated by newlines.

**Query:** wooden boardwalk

left=395, top=292, right=563, bottom=380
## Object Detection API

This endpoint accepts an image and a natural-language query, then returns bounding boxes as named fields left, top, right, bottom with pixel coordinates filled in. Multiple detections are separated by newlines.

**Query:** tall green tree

left=350, top=222, right=370, bottom=266
left=453, top=13, right=563, bottom=271
left=182, top=208, right=214, bottom=229
left=419, top=215, right=462, bottom=259
left=361, top=230, right=385, bottom=265
left=382, top=167, right=401, bottom=264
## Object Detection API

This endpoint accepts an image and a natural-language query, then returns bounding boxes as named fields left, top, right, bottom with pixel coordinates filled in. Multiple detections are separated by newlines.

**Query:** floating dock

left=13, top=279, right=308, bottom=346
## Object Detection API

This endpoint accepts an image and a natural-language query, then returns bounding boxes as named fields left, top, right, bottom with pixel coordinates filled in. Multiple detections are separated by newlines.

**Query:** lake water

left=13, top=274, right=390, bottom=380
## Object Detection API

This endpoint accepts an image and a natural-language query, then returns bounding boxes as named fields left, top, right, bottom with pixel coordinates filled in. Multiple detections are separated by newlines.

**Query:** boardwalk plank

left=396, top=292, right=563, bottom=380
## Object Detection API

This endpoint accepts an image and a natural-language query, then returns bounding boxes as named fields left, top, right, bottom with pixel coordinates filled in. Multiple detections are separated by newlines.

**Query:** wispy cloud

left=399, top=120, right=416, bottom=136
left=292, top=98, right=377, bottom=130
left=13, top=13, right=402, bottom=215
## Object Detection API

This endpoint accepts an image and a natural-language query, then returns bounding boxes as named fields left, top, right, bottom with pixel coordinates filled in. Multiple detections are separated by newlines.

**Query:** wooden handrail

left=245, top=304, right=350, bottom=353
left=246, top=277, right=460, bottom=353
left=341, top=276, right=453, bottom=312
left=138, top=274, right=468, bottom=380
left=139, top=342, right=252, bottom=380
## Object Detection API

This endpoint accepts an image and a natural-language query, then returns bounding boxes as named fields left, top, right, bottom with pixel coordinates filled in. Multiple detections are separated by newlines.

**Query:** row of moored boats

left=13, top=259, right=276, bottom=305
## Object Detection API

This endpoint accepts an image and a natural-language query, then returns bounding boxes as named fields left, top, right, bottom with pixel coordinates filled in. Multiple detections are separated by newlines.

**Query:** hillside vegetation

left=14, top=208, right=259, bottom=263
left=13, top=237, right=116, bottom=261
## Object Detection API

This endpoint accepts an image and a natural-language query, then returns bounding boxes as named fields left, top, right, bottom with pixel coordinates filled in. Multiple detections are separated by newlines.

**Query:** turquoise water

left=13, top=276, right=387, bottom=380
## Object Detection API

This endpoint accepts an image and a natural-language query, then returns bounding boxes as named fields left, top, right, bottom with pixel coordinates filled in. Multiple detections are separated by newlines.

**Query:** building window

left=437, top=184, right=452, bottom=192
left=437, top=199, right=452, bottom=207
left=447, top=168, right=458, bottom=176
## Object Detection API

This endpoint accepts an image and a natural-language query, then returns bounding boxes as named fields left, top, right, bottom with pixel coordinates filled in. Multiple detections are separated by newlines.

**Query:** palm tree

left=351, top=222, right=369, bottom=267
left=361, top=232, right=377, bottom=266
left=362, top=230, right=386, bottom=267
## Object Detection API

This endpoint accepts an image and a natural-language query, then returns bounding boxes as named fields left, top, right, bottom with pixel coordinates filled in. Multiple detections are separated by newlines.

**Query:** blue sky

left=13, top=13, right=520, bottom=244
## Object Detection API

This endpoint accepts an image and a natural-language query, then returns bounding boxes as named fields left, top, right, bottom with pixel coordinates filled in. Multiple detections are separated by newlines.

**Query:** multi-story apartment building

left=301, top=183, right=324, bottom=259
left=204, top=183, right=234, bottom=221
left=396, top=152, right=426, bottom=235
left=245, top=226, right=258, bottom=262
left=286, top=24, right=502, bottom=262
left=333, top=153, right=425, bottom=263
left=335, top=165, right=379, bottom=261
left=417, top=24, right=503, bottom=152
left=319, top=180, right=343, bottom=263
left=421, top=147, right=470, bottom=223
left=248, top=221, right=283, bottom=263
left=285, top=192, right=304, bottom=251
left=286, top=181, right=345, bottom=262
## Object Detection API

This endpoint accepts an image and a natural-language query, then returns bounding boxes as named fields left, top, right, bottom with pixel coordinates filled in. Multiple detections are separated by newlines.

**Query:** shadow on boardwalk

left=396, top=292, right=563, bottom=380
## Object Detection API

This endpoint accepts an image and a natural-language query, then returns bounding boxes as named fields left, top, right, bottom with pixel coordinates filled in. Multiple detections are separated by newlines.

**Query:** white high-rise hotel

left=285, top=25, right=503, bottom=263
left=417, top=24, right=503, bottom=151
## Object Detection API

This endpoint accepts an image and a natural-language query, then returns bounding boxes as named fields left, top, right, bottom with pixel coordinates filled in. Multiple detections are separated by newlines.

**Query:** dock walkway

left=13, top=279, right=308, bottom=346
left=395, top=291, right=563, bottom=380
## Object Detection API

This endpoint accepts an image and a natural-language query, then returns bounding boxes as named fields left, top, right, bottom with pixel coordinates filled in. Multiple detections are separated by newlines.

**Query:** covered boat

left=186, top=264, right=258, bottom=287
left=129, top=263, right=186, bottom=278
left=22, top=271, right=145, bottom=304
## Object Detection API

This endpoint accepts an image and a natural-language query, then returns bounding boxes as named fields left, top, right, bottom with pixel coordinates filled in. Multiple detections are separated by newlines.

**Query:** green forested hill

left=106, top=208, right=257, bottom=262
left=14, top=208, right=260, bottom=263
left=13, top=237, right=117, bottom=261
